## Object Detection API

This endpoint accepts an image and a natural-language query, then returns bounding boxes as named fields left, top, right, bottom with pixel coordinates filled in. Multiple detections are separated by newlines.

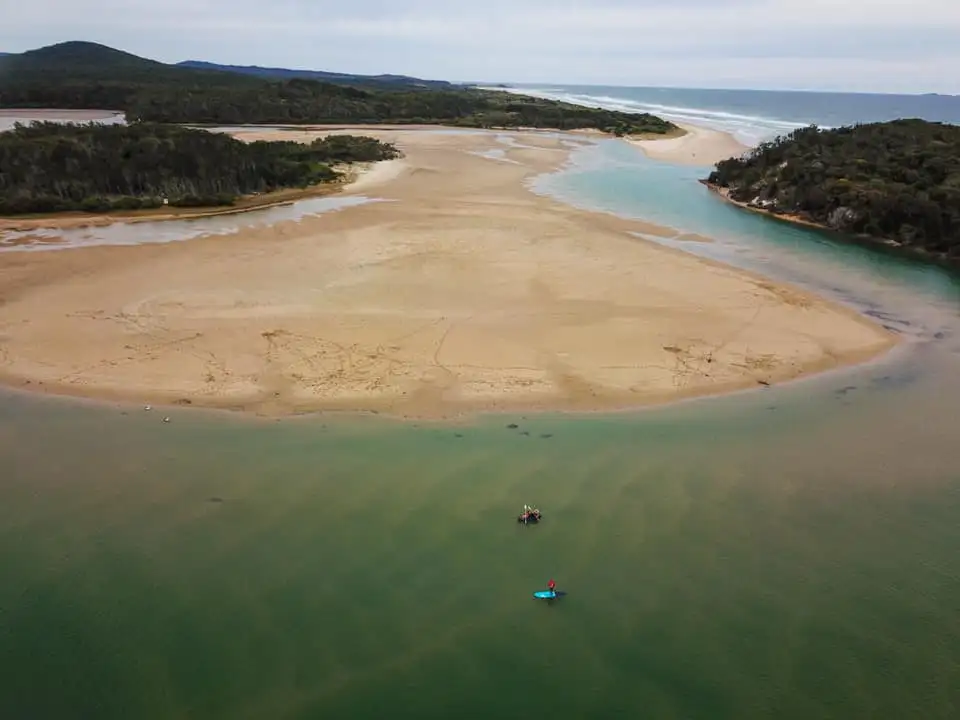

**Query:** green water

left=3, top=143, right=960, bottom=718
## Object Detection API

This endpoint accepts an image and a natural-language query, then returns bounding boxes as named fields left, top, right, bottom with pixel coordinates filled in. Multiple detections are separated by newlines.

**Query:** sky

left=3, top=0, right=959, bottom=94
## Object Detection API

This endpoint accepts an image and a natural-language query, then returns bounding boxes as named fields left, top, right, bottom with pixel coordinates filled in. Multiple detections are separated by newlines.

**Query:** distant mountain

left=0, top=40, right=455, bottom=95
left=0, top=41, right=261, bottom=86
left=0, top=41, right=316, bottom=111
left=176, top=60, right=458, bottom=90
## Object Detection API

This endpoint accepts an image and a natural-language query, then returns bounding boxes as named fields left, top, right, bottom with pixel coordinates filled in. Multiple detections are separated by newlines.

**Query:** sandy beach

left=0, top=127, right=896, bottom=419
left=628, top=122, right=750, bottom=166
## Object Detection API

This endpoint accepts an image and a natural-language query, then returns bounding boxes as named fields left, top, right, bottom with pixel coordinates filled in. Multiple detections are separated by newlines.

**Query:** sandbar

left=628, top=122, right=749, bottom=166
left=0, top=127, right=896, bottom=419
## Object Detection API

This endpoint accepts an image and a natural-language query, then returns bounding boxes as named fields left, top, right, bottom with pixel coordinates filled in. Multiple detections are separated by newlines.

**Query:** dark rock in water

left=520, top=430, right=530, bottom=436
left=540, top=433, right=553, bottom=439
left=933, top=331, right=946, bottom=340
left=506, top=423, right=519, bottom=429
left=208, top=497, right=224, bottom=503
left=766, top=406, right=777, bottom=411
left=454, top=433, right=463, bottom=438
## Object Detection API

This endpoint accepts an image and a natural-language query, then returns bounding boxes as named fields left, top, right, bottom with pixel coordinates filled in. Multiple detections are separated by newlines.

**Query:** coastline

left=0, top=126, right=897, bottom=420
left=625, top=122, right=749, bottom=166
left=700, top=181, right=960, bottom=270
left=0, top=162, right=390, bottom=234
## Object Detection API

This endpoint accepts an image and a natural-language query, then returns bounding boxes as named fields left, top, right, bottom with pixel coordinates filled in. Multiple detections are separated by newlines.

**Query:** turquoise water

left=2, top=141, right=960, bottom=719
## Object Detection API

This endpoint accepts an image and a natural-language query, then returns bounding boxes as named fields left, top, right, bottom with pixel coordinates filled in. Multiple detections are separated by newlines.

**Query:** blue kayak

left=533, top=590, right=558, bottom=599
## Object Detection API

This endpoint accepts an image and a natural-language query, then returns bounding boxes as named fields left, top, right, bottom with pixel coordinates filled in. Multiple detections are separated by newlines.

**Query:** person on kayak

left=548, top=578, right=556, bottom=593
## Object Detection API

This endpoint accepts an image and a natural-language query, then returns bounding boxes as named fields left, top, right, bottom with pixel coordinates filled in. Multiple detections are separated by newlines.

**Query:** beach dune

left=0, top=128, right=895, bottom=418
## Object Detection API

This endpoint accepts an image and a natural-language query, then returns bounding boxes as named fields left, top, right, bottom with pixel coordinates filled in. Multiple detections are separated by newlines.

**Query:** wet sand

left=0, top=127, right=896, bottom=418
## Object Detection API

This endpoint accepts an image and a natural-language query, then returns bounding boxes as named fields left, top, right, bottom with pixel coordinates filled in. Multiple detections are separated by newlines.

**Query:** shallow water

left=0, top=195, right=380, bottom=253
left=1, top=140, right=959, bottom=719
left=0, top=111, right=126, bottom=133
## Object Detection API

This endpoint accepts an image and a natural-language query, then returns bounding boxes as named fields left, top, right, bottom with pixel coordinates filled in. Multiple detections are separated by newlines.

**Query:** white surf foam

left=479, top=85, right=823, bottom=146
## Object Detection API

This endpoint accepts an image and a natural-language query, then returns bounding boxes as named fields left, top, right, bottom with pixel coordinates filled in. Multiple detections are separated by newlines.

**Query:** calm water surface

left=1, top=140, right=959, bottom=719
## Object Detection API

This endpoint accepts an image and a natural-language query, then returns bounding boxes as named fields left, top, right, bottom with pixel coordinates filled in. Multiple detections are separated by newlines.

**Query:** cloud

left=2, top=0, right=959, bottom=92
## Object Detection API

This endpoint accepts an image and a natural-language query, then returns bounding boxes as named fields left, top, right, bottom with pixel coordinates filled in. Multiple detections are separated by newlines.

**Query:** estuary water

left=1, top=137, right=959, bottom=719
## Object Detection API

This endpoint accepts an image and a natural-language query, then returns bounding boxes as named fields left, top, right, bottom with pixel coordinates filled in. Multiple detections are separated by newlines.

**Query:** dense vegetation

left=0, top=42, right=676, bottom=135
left=175, top=60, right=457, bottom=90
left=706, top=119, right=960, bottom=261
left=0, top=122, right=400, bottom=214
left=125, top=84, right=674, bottom=134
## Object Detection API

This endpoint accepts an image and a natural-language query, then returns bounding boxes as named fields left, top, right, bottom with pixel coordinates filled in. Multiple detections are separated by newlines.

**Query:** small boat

left=517, top=504, right=542, bottom=524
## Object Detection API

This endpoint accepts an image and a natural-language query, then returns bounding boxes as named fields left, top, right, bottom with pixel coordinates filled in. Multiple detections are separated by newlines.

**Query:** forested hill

left=0, top=41, right=677, bottom=135
left=705, top=119, right=960, bottom=263
left=0, top=122, right=400, bottom=215
left=175, top=60, right=457, bottom=90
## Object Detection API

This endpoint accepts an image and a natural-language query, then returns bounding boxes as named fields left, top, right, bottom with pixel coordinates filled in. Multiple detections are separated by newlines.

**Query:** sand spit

left=0, top=127, right=896, bottom=419
left=627, top=123, right=750, bottom=166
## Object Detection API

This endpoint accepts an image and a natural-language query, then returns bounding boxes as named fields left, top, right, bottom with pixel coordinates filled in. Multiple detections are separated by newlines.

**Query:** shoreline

left=0, top=126, right=898, bottom=421
left=0, top=164, right=385, bottom=234
left=0, top=119, right=719, bottom=232
left=700, top=181, right=960, bottom=271
left=625, top=122, right=750, bottom=166
left=0, top=123, right=571, bottom=233
left=0, top=333, right=907, bottom=426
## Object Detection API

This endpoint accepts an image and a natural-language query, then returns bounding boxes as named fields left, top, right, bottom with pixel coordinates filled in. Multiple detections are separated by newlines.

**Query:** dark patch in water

left=208, top=497, right=224, bottom=503
left=520, top=431, right=530, bottom=436
left=869, top=371, right=918, bottom=389
left=934, top=331, right=947, bottom=340
left=540, top=433, right=553, bottom=439
left=835, top=386, right=858, bottom=396
left=454, top=433, right=463, bottom=438
left=506, top=424, right=519, bottom=429
left=863, top=307, right=912, bottom=329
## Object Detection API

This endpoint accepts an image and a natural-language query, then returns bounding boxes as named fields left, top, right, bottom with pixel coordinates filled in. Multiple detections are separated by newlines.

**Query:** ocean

left=496, top=84, right=960, bottom=145
left=2, top=103, right=960, bottom=719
